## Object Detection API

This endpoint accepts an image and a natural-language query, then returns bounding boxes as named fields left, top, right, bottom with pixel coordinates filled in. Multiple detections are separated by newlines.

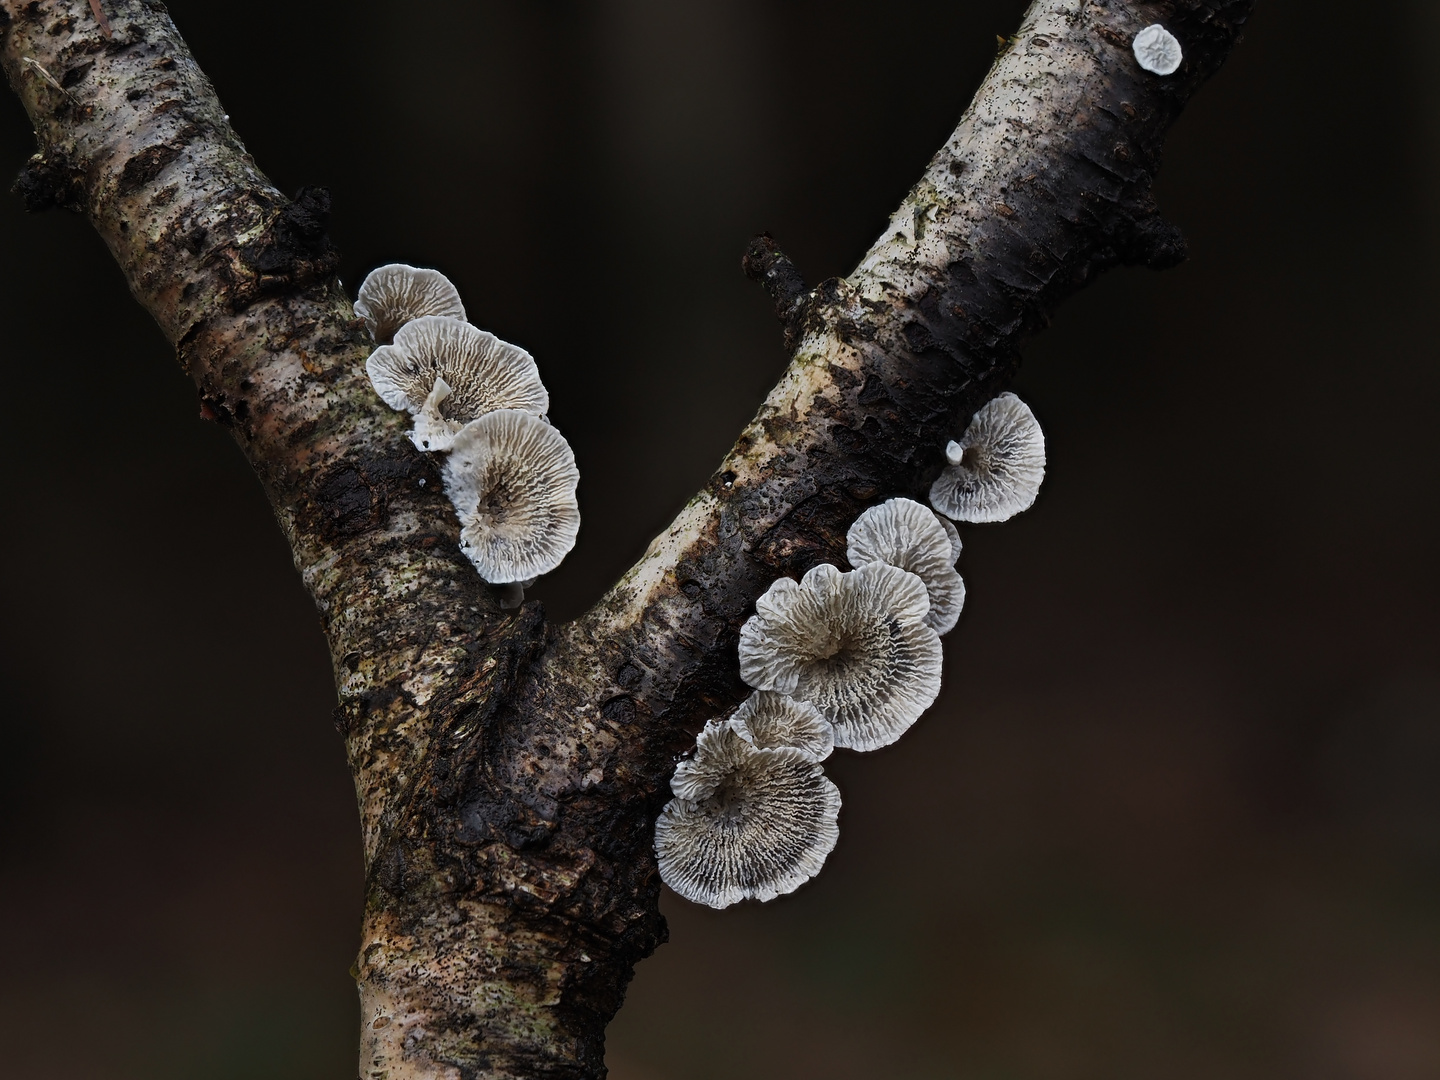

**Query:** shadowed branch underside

left=1, top=0, right=1252, bottom=1076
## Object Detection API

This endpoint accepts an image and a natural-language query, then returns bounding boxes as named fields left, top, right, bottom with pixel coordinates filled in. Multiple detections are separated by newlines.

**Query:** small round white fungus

left=737, top=562, right=942, bottom=752
left=929, top=392, right=1046, bottom=524
left=847, top=498, right=966, bottom=635
left=353, top=263, right=467, bottom=344
left=731, top=692, right=834, bottom=762
left=1133, top=24, right=1182, bottom=76
left=442, top=409, right=580, bottom=584
left=657, top=717, right=841, bottom=909
left=366, top=316, right=549, bottom=452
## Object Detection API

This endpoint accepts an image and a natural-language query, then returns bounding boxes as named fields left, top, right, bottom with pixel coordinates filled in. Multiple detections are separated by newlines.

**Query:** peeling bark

left=1, top=0, right=1252, bottom=1076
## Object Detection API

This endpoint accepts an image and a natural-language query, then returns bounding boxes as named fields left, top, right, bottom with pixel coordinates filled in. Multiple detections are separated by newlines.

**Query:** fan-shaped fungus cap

left=441, top=409, right=580, bottom=584
left=847, top=498, right=966, bottom=635
left=354, top=263, right=467, bottom=344
left=737, top=562, right=942, bottom=752
left=657, top=718, right=841, bottom=908
left=732, top=692, right=834, bottom=762
left=929, top=392, right=1046, bottom=524
left=366, top=316, right=549, bottom=452
left=1133, top=24, right=1182, bottom=75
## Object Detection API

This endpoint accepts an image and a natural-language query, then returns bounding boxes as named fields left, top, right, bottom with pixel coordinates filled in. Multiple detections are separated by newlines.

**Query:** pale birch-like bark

left=0, top=0, right=1252, bottom=1075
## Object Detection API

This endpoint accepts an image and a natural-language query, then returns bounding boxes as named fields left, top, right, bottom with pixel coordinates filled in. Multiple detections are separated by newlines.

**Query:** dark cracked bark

left=1, top=0, right=1252, bottom=1076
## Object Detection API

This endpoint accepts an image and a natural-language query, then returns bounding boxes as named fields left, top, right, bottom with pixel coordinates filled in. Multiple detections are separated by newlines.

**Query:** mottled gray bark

left=0, top=0, right=1251, bottom=1076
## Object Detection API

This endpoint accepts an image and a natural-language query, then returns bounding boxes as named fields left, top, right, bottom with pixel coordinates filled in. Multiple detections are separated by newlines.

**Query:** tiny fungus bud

left=738, top=563, right=942, bottom=752
left=442, top=410, right=580, bottom=585
left=366, top=316, right=549, bottom=452
left=929, top=391, right=1046, bottom=524
left=353, top=263, right=466, bottom=344
left=1133, top=24, right=1182, bottom=76
left=657, top=717, right=841, bottom=908
left=847, top=498, right=966, bottom=634
left=732, top=692, right=834, bottom=762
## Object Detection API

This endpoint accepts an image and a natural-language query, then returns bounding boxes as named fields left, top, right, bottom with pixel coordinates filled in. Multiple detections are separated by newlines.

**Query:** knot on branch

left=13, top=150, right=86, bottom=213
left=743, top=233, right=811, bottom=351
left=213, top=185, right=342, bottom=310
left=1126, top=212, right=1188, bottom=270
left=1116, top=192, right=1189, bottom=270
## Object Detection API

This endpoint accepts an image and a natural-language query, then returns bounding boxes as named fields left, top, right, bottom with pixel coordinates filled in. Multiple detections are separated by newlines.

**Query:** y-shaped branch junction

left=1, top=1, right=1252, bottom=1075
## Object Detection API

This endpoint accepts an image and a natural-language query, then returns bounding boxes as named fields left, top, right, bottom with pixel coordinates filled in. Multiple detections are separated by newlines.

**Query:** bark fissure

left=2, top=0, right=1252, bottom=1076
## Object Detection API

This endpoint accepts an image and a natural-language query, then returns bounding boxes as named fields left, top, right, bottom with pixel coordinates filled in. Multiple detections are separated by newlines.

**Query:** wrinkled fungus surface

left=1133, top=23, right=1183, bottom=76
left=929, top=391, right=1046, bottom=524
left=657, top=718, right=841, bottom=908
left=847, top=498, right=966, bottom=634
left=354, top=263, right=466, bottom=343
left=732, top=692, right=835, bottom=762
left=367, top=316, right=548, bottom=452
left=442, top=410, right=580, bottom=583
left=738, top=562, right=942, bottom=752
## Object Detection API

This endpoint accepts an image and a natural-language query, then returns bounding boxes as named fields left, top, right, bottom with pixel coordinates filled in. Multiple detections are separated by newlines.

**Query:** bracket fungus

left=366, top=316, right=549, bottom=452
left=353, top=263, right=467, bottom=344
left=929, top=391, right=1046, bottom=524
left=847, top=498, right=966, bottom=635
left=732, top=692, right=835, bottom=762
left=738, top=562, right=943, bottom=752
left=1133, top=24, right=1183, bottom=76
left=657, top=717, right=841, bottom=908
left=441, top=409, right=580, bottom=584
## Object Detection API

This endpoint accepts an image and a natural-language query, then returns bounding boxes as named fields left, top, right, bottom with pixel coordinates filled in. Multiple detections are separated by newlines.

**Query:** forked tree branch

left=1, top=0, right=1252, bottom=1076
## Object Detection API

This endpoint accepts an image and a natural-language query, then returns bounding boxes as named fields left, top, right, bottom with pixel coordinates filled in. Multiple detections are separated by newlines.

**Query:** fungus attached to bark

left=441, top=409, right=580, bottom=584
left=657, top=717, right=841, bottom=908
left=847, top=498, right=966, bottom=635
left=737, top=562, right=942, bottom=752
left=732, top=691, right=834, bottom=762
left=353, top=263, right=467, bottom=344
left=366, top=316, right=549, bottom=452
left=929, top=391, right=1046, bottom=524
left=1133, top=24, right=1182, bottom=76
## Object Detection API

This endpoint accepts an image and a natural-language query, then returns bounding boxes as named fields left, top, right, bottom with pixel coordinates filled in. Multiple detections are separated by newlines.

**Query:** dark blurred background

left=2, top=1, right=1438, bottom=1077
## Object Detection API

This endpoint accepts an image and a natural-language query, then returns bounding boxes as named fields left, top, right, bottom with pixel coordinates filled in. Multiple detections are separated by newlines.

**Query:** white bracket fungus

left=732, top=692, right=834, bottom=762
left=846, top=498, right=966, bottom=635
left=737, top=562, right=942, bottom=752
left=366, top=316, right=549, bottom=452
left=656, top=717, right=841, bottom=908
left=354, top=263, right=467, bottom=344
left=441, top=409, right=580, bottom=584
left=1133, top=24, right=1182, bottom=76
left=929, top=391, right=1046, bottom=524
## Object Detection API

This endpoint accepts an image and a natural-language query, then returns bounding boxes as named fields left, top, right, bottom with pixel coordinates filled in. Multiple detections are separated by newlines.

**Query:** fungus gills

left=737, top=562, right=943, bottom=752
left=441, top=409, right=580, bottom=584
left=367, top=316, right=549, bottom=452
left=353, top=263, right=466, bottom=344
left=847, top=498, right=966, bottom=635
left=929, top=391, right=1046, bottom=524
left=732, top=692, right=834, bottom=762
left=656, top=717, right=841, bottom=909
left=937, top=514, right=963, bottom=564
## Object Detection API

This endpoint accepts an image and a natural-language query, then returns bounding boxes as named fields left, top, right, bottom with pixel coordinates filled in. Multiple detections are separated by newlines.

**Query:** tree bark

left=0, top=0, right=1252, bottom=1076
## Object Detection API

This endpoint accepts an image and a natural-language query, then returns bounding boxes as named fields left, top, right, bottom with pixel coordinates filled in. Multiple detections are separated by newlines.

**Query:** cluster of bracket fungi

left=358, top=264, right=580, bottom=608
left=655, top=393, right=1047, bottom=909
left=351, top=17, right=1178, bottom=913
left=654, top=19, right=1185, bottom=911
